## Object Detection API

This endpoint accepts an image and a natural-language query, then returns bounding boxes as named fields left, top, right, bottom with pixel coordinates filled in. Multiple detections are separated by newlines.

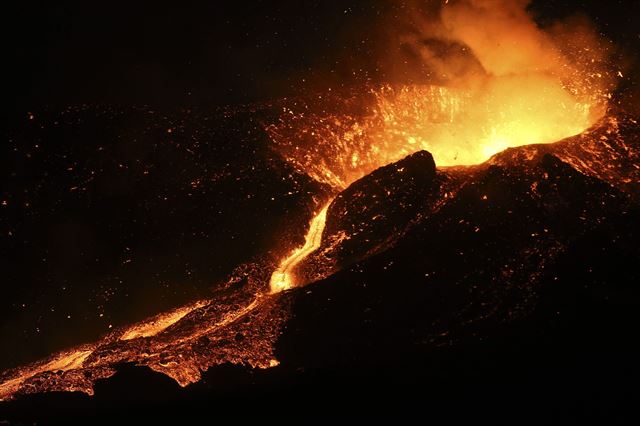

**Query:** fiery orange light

left=270, top=201, right=332, bottom=292
left=0, top=0, right=621, bottom=402
left=268, top=81, right=605, bottom=190
left=267, top=0, right=614, bottom=188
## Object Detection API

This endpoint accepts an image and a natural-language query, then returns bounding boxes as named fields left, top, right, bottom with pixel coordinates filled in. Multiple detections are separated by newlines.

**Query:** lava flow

left=269, top=201, right=333, bottom=293
left=0, top=0, right=625, bottom=402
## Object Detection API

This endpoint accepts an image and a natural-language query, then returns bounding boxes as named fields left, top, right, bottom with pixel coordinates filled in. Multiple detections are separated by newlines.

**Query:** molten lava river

left=1, top=1, right=631, bottom=399
left=1, top=76, right=622, bottom=400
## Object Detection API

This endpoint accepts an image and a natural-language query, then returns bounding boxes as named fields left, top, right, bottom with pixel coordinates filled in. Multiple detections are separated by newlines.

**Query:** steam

left=372, top=0, right=617, bottom=166
left=441, top=0, right=563, bottom=77
left=394, top=0, right=615, bottom=97
left=268, top=0, right=619, bottom=186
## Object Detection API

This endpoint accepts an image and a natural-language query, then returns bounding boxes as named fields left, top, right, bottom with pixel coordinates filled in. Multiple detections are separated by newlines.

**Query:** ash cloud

left=385, top=0, right=617, bottom=99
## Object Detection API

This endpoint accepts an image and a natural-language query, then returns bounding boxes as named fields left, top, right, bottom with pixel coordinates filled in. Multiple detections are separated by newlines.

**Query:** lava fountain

left=267, top=0, right=614, bottom=188
left=0, top=0, right=621, bottom=401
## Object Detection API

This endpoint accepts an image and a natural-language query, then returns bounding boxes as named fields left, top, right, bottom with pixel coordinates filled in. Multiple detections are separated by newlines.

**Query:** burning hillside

left=1, top=105, right=637, bottom=402
left=1, top=0, right=638, bottom=421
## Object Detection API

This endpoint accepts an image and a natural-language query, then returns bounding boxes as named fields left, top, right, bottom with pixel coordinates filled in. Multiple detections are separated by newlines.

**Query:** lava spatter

left=0, top=0, right=632, bottom=402
left=3, top=110, right=638, bottom=401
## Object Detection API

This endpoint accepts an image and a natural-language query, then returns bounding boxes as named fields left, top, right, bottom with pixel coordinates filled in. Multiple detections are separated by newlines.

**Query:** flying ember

left=0, top=0, right=622, bottom=404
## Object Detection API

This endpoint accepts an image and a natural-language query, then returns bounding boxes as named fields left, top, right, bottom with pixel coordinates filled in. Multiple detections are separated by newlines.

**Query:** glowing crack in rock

left=270, top=201, right=333, bottom=293
left=120, top=300, right=209, bottom=341
left=0, top=348, right=94, bottom=400
left=0, top=110, right=628, bottom=402
left=0, top=0, right=623, bottom=401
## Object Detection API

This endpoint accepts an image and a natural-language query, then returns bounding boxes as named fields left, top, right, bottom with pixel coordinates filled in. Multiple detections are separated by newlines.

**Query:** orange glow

left=270, top=201, right=332, bottom=293
left=371, top=78, right=602, bottom=168
left=0, top=348, right=95, bottom=400
left=120, top=300, right=208, bottom=340
left=267, top=0, right=614, bottom=188
left=0, top=0, right=621, bottom=402
left=268, top=81, right=605, bottom=189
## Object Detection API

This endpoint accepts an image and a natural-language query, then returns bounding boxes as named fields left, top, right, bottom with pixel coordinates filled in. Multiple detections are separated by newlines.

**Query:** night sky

left=1, top=2, right=640, bottom=422
left=1, top=0, right=638, bottom=371
left=4, top=0, right=639, bottom=113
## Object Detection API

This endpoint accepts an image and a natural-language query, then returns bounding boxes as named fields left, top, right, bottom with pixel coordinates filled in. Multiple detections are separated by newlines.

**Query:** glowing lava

left=270, top=201, right=332, bottom=293
left=268, top=83, right=605, bottom=190
left=120, top=300, right=209, bottom=341
left=0, top=348, right=95, bottom=400
left=266, top=0, right=616, bottom=188
left=0, top=0, right=624, bottom=403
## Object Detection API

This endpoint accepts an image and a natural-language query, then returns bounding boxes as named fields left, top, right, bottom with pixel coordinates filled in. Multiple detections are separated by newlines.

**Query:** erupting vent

left=1, top=0, right=629, bottom=404
left=268, top=83, right=604, bottom=189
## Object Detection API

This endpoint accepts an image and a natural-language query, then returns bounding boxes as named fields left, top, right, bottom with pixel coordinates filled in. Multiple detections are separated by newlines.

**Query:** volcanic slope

left=1, top=111, right=639, bottom=421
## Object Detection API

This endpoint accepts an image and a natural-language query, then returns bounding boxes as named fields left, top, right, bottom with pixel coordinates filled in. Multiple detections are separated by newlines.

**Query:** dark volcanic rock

left=490, top=113, right=640, bottom=200
left=324, top=150, right=439, bottom=265
left=298, top=150, right=449, bottom=283
left=0, top=105, right=328, bottom=371
left=279, top=142, right=639, bottom=370
left=1, top=114, right=640, bottom=423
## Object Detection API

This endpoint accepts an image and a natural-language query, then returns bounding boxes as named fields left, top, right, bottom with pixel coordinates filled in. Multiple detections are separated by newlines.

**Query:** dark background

left=3, top=0, right=639, bottom=114
left=0, top=1, right=639, bottom=421
left=0, top=0, right=638, bottom=371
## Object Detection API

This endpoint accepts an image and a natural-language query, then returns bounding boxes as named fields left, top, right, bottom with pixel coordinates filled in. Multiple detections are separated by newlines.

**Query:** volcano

left=1, top=99, right=639, bottom=422
left=2, top=0, right=640, bottom=423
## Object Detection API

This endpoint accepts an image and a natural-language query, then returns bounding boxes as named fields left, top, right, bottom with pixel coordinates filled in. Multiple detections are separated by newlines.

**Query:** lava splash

left=0, top=0, right=628, bottom=403
left=3, top=109, right=637, bottom=402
